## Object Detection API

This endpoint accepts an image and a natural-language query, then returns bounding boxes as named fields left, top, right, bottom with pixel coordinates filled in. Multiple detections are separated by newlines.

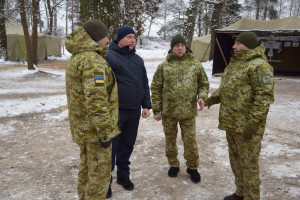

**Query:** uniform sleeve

left=247, top=63, right=274, bottom=126
left=150, top=64, right=163, bottom=115
left=142, top=63, right=152, bottom=109
left=208, top=88, right=221, bottom=104
left=81, top=56, right=112, bottom=142
left=197, top=63, right=209, bottom=100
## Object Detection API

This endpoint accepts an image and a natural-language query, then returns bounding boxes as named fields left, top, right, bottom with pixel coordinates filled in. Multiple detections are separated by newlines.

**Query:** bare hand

left=142, top=108, right=150, bottom=118
left=153, top=114, right=162, bottom=121
left=197, top=98, right=205, bottom=111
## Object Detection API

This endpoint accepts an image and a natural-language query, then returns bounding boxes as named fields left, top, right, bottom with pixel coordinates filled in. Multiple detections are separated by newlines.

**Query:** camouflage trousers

left=226, top=131, right=263, bottom=200
left=77, top=142, right=111, bottom=200
left=162, top=116, right=199, bottom=169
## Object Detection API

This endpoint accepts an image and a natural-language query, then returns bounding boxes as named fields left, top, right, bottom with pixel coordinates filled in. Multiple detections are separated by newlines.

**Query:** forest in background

left=0, top=0, right=300, bottom=68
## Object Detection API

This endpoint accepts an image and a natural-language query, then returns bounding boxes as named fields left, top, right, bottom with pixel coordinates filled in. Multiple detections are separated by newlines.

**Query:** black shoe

left=106, top=185, right=112, bottom=198
left=168, top=167, right=180, bottom=177
left=117, top=178, right=134, bottom=190
left=223, top=193, right=244, bottom=200
left=186, top=168, right=201, bottom=183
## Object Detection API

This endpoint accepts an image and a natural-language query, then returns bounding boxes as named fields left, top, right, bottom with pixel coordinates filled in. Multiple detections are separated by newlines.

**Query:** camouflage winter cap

left=171, top=34, right=187, bottom=49
left=235, top=32, right=259, bottom=49
left=83, top=19, right=108, bottom=42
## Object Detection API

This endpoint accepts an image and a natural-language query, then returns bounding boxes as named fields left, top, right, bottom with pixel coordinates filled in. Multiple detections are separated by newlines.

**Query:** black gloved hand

left=204, top=97, right=218, bottom=109
left=99, top=138, right=112, bottom=148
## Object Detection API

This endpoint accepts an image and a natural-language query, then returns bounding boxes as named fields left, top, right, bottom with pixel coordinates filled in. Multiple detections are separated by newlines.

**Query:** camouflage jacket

left=210, top=42, right=274, bottom=134
left=151, top=49, right=209, bottom=119
left=65, top=27, right=120, bottom=144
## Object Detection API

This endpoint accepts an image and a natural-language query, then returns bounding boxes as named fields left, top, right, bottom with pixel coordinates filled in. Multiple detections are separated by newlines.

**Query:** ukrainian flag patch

left=94, top=72, right=104, bottom=87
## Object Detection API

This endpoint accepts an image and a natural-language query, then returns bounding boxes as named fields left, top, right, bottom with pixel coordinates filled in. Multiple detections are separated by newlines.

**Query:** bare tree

left=53, top=0, right=57, bottom=35
left=256, top=0, right=260, bottom=19
left=19, top=0, right=34, bottom=69
left=278, top=0, right=283, bottom=18
left=65, top=0, right=68, bottom=37
left=45, top=0, right=63, bottom=35
left=290, top=0, right=294, bottom=16
left=0, top=0, right=8, bottom=60
left=183, top=0, right=200, bottom=48
left=206, top=0, right=224, bottom=60
left=32, top=0, right=40, bottom=65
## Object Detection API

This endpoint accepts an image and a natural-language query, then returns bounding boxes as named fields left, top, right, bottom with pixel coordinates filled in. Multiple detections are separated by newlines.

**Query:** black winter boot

left=186, top=168, right=201, bottom=183
left=223, top=193, right=244, bottom=200
left=168, top=167, right=180, bottom=177
left=106, top=185, right=112, bottom=198
left=117, top=178, right=134, bottom=190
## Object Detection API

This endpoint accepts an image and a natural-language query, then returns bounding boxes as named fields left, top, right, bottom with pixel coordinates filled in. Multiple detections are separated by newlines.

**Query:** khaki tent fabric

left=225, top=16, right=300, bottom=30
left=191, top=16, right=300, bottom=62
left=5, top=18, right=61, bottom=61
left=191, top=34, right=211, bottom=62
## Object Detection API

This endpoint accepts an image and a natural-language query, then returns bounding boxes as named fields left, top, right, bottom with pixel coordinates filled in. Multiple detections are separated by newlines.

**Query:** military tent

left=192, top=16, right=300, bottom=76
left=5, top=18, right=61, bottom=61
left=191, top=34, right=211, bottom=62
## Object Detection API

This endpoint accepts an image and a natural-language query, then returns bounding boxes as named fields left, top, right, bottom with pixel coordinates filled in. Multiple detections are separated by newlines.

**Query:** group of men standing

left=65, top=19, right=274, bottom=200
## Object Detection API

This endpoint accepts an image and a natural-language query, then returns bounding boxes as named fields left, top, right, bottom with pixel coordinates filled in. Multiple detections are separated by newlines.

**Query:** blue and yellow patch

left=94, top=72, right=104, bottom=87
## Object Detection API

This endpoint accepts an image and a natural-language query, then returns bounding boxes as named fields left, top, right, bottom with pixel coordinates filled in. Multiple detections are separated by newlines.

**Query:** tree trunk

left=197, top=3, right=203, bottom=37
left=0, top=0, right=8, bottom=60
left=71, top=0, right=74, bottom=31
left=19, top=0, right=34, bottom=70
left=183, top=0, right=200, bottom=48
left=290, top=0, right=294, bottom=16
left=297, top=0, right=300, bottom=16
left=278, top=0, right=282, bottom=18
left=66, top=0, right=68, bottom=38
left=256, top=0, right=260, bottom=19
left=44, top=0, right=49, bottom=31
left=163, top=0, right=167, bottom=41
left=262, top=0, right=269, bottom=20
left=32, top=0, right=39, bottom=65
left=38, top=7, right=42, bottom=33
left=112, top=0, right=124, bottom=39
left=209, top=1, right=224, bottom=61
left=46, top=0, right=53, bottom=35
left=147, top=16, right=154, bottom=37
left=204, top=3, right=209, bottom=35
left=53, top=0, right=57, bottom=35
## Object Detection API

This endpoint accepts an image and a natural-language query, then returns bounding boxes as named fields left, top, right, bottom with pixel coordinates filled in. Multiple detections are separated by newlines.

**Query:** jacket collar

left=108, top=40, right=136, bottom=55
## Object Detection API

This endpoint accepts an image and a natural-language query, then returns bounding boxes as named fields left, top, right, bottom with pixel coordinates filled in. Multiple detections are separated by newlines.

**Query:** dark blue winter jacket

left=106, top=41, right=152, bottom=110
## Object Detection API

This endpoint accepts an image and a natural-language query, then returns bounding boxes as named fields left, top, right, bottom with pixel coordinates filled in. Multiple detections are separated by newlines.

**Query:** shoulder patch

left=262, top=74, right=271, bottom=84
left=94, top=72, right=104, bottom=87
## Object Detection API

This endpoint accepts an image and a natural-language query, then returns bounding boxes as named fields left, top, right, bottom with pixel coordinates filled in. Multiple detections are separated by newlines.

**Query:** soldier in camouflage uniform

left=65, top=19, right=120, bottom=200
left=205, top=32, right=274, bottom=200
left=151, top=34, right=209, bottom=183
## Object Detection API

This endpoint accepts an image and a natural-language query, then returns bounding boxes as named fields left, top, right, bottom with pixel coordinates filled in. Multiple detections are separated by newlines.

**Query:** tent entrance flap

left=212, top=32, right=234, bottom=75
left=212, top=30, right=300, bottom=76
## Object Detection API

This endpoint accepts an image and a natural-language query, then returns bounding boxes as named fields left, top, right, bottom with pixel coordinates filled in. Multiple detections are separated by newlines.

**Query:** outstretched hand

left=198, top=98, right=205, bottom=111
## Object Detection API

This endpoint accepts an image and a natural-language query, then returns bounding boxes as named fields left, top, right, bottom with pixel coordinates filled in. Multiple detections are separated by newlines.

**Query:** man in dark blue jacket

left=106, top=26, right=152, bottom=198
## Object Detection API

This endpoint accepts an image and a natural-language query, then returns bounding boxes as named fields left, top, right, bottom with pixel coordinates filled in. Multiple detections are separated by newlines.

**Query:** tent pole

left=201, top=40, right=211, bottom=62
left=216, top=37, right=228, bottom=66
